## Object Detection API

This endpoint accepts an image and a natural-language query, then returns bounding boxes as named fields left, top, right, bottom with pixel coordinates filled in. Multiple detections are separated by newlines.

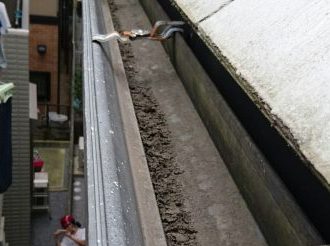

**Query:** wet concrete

left=34, top=147, right=67, bottom=191
left=72, top=176, right=87, bottom=228
left=32, top=141, right=72, bottom=246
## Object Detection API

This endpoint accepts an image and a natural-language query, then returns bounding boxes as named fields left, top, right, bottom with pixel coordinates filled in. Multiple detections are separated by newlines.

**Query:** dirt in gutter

left=109, top=1, right=199, bottom=245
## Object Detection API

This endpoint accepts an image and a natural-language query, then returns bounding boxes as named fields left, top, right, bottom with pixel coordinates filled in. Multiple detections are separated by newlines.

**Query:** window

left=30, top=71, right=51, bottom=101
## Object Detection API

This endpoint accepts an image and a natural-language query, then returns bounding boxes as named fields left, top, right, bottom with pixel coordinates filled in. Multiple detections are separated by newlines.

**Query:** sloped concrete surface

left=172, top=0, right=330, bottom=185
left=175, top=0, right=233, bottom=23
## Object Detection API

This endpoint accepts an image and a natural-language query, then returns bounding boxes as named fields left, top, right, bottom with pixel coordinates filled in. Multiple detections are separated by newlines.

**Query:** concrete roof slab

left=175, top=0, right=233, bottom=23
left=175, top=0, right=330, bottom=183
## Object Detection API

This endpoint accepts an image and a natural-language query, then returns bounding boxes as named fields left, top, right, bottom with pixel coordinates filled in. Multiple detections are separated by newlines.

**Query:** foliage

left=73, top=68, right=83, bottom=112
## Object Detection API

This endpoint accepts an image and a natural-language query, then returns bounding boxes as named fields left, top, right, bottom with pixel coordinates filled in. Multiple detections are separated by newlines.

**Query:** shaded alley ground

left=31, top=144, right=86, bottom=246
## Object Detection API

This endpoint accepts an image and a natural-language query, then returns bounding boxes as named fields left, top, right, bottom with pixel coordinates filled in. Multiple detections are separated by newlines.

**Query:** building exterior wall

left=30, top=0, right=58, bottom=17
left=2, top=29, right=31, bottom=246
left=29, top=24, right=59, bottom=105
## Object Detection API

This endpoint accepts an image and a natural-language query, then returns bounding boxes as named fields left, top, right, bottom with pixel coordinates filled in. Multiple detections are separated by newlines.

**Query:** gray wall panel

left=2, top=30, right=31, bottom=246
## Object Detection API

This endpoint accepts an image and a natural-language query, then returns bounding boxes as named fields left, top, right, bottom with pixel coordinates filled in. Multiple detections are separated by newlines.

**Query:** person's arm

left=64, top=234, right=86, bottom=246
left=55, top=238, right=61, bottom=246
left=53, top=229, right=66, bottom=246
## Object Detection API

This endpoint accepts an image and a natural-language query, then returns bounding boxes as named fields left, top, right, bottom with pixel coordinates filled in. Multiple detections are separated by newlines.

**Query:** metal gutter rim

left=98, top=0, right=167, bottom=245
left=83, top=0, right=167, bottom=245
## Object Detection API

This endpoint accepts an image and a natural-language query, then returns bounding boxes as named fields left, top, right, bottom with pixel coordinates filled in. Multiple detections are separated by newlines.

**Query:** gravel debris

left=109, top=1, right=199, bottom=245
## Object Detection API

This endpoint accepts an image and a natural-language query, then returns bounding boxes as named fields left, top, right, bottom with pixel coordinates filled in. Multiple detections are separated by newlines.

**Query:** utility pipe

left=15, top=0, right=20, bottom=27
left=22, top=0, right=29, bottom=29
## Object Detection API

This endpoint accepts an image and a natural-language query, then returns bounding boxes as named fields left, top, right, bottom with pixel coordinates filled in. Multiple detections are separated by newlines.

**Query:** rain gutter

left=82, top=0, right=166, bottom=245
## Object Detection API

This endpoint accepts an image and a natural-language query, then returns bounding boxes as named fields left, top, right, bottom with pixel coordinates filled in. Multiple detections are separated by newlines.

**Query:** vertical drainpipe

left=68, top=0, right=77, bottom=215
left=22, top=0, right=29, bottom=29
left=15, top=0, right=20, bottom=27
left=57, top=0, right=62, bottom=113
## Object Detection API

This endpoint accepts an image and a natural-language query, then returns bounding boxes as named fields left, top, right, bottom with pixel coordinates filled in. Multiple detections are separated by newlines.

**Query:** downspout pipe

left=15, top=0, right=20, bottom=27
left=68, top=0, right=77, bottom=216
left=22, top=0, right=29, bottom=29
left=57, top=0, right=62, bottom=113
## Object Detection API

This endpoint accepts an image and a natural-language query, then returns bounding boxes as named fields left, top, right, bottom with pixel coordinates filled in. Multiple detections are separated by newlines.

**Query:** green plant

left=73, top=68, right=82, bottom=111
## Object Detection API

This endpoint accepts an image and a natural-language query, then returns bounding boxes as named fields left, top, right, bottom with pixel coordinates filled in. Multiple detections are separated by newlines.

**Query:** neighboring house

left=29, top=0, right=71, bottom=117
left=30, top=0, right=59, bottom=108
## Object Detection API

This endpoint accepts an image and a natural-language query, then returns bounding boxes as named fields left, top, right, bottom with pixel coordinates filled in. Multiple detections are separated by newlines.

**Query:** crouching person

left=54, top=215, right=86, bottom=246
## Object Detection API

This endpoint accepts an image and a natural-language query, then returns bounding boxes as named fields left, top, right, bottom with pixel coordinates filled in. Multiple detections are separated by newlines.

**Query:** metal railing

left=37, top=103, right=71, bottom=127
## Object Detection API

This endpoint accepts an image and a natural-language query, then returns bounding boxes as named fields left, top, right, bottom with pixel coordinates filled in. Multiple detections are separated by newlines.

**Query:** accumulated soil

left=109, top=1, right=199, bottom=245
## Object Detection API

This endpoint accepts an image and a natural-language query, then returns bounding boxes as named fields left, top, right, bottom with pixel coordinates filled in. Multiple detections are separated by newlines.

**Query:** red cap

left=61, top=215, right=74, bottom=229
